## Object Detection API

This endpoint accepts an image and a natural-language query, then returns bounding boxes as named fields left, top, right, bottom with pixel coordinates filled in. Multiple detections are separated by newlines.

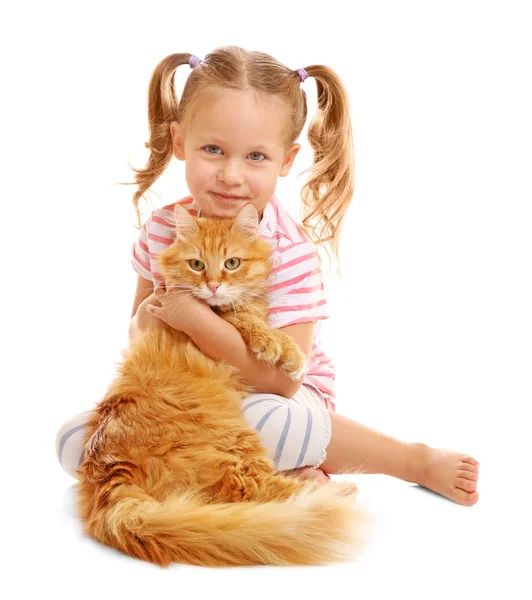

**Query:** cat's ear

left=233, top=203, right=259, bottom=237
left=173, top=203, right=199, bottom=240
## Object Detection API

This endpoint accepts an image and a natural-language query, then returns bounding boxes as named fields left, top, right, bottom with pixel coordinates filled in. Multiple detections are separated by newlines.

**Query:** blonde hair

left=123, top=45, right=354, bottom=267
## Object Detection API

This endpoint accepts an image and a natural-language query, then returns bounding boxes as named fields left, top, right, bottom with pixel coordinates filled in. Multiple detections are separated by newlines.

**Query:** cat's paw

left=279, top=345, right=308, bottom=382
left=248, top=331, right=283, bottom=364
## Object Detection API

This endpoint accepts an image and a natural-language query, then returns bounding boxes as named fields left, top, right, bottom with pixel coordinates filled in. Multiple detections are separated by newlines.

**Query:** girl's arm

left=144, top=286, right=312, bottom=398
left=184, top=308, right=309, bottom=398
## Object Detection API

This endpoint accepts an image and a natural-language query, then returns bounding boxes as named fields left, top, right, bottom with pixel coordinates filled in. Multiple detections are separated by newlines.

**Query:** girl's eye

left=224, top=258, right=241, bottom=270
left=248, top=151, right=266, bottom=162
left=203, top=146, right=267, bottom=162
left=190, top=259, right=205, bottom=271
left=204, top=145, right=222, bottom=154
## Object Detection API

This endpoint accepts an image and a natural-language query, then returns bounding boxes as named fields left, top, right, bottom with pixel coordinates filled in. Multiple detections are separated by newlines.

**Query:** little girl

left=56, top=46, right=479, bottom=506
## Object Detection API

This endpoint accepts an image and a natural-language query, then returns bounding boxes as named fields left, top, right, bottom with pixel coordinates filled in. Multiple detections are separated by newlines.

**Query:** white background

left=2, top=0, right=530, bottom=598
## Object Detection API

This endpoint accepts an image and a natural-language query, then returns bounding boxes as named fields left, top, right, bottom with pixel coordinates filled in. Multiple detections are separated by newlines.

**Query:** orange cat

left=76, top=203, right=371, bottom=567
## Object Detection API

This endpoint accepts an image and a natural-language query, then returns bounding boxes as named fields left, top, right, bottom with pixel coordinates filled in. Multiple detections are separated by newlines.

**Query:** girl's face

left=170, top=89, right=300, bottom=219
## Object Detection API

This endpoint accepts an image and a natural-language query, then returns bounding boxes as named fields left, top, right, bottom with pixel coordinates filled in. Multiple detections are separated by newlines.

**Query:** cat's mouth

left=207, top=299, right=230, bottom=307
left=195, top=290, right=235, bottom=309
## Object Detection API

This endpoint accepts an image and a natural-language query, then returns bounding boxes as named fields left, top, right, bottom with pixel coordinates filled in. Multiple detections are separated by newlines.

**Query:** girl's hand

left=135, top=289, right=168, bottom=332
left=146, top=283, right=211, bottom=333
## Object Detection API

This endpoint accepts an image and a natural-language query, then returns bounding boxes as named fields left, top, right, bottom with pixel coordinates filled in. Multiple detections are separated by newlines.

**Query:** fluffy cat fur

left=75, top=203, right=371, bottom=567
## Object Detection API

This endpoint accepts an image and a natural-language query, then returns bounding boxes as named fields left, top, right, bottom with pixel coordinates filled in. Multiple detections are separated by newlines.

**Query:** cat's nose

left=208, top=282, right=221, bottom=294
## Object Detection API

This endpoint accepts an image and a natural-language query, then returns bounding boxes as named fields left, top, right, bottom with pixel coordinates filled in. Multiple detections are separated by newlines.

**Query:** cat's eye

left=224, top=258, right=241, bottom=270
left=189, top=259, right=205, bottom=271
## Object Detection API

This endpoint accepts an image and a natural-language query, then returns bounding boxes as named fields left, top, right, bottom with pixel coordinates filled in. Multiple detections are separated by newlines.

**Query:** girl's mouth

left=211, top=192, right=247, bottom=202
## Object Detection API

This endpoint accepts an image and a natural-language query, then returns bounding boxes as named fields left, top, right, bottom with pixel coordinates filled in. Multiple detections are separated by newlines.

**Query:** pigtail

left=118, top=46, right=355, bottom=263
left=299, top=65, right=355, bottom=271
left=121, top=53, right=193, bottom=229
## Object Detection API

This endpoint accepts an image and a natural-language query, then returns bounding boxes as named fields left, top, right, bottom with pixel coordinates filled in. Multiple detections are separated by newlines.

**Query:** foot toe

left=456, top=477, right=477, bottom=492
left=464, top=490, right=479, bottom=506
left=453, top=488, right=479, bottom=506
left=458, top=469, right=478, bottom=482
left=462, top=455, right=479, bottom=468
left=460, top=462, right=479, bottom=474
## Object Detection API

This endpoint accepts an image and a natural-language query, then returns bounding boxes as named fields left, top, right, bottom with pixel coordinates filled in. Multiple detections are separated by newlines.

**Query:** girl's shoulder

left=265, top=195, right=315, bottom=247
left=131, top=196, right=194, bottom=283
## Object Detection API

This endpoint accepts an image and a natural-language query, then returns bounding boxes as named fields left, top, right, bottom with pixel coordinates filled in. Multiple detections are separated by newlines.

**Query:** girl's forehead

left=188, top=89, right=288, bottom=147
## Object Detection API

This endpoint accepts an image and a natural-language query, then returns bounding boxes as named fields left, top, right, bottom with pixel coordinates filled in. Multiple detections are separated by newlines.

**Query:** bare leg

left=320, top=411, right=480, bottom=506
left=283, top=466, right=331, bottom=485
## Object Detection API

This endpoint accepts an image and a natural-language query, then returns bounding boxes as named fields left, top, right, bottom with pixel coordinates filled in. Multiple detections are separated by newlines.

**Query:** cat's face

left=157, top=203, right=274, bottom=309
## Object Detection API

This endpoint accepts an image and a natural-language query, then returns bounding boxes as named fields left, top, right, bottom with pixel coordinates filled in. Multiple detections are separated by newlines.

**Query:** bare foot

left=411, top=443, right=480, bottom=506
left=283, top=466, right=331, bottom=485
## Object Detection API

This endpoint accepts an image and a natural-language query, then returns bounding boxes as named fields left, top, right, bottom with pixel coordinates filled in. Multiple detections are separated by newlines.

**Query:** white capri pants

left=55, top=384, right=332, bottom=478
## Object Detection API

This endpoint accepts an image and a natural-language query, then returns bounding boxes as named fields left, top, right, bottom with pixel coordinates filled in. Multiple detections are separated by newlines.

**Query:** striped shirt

left=130, top=195, right=336, bottom=411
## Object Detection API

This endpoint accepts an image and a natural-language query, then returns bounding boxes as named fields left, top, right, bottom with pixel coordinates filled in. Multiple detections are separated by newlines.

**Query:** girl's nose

left=218, top=161, right=244, bottom=185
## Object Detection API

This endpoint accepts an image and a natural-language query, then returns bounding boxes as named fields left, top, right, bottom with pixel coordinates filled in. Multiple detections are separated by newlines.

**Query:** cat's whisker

left=238, top=294, right=263, bottom=312
left=166, top=292, right=198, bottom=320
left=168, top=294, right=196, bottom=309
left=236, top=296, right=264, bottom=321
left=163, top=283, right=194, bottom=292
left=229, top=299, right=238, bottom=318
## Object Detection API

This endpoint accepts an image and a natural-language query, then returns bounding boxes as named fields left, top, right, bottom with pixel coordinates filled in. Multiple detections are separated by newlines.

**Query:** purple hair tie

left=296, top=68, right=308, bottom=83
left=189, top=55, right=202, bottom=69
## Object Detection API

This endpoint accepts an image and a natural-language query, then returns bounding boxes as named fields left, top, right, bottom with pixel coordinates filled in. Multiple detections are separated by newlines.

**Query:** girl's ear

left=279, top=144, right=301, bottom=177
left=170, top=121, right=186, bottom=161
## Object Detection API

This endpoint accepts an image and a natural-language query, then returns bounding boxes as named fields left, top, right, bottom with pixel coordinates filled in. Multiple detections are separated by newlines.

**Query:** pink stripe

left=148, top=232, right=174, bottom=245
left=312, top=357, right=332, bottom=371
left=295, top=222, right=309, bottom=240
left=308, top=371, right=334, bottom=377
left=272, top=197, right=280, bottom=221
left=269, top=299, right=327, bottom=314
left=324, top=398, right=336, bottom=412
left=133, top=248, right=150, bottom=270
left=275, top=315, right=327, bottom=325
left=138, top=238, right=149, bottom=253
left=163, top=197, right=193, bottom=211
left=152, top=214, right=174, bottom=228
left=271, top=251, right=316, bottom=275
left=287, top=284, right=322, bottom=295
left=277, top=210, right=292, bottom=239
left=268, top=268, right=320, bottom=292
left=306, top=377, right=334, bottom=397
left=278, top=241, right=309, bottom=254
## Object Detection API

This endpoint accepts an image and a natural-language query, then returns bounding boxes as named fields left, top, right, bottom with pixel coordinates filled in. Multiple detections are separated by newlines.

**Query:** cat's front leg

left=223, top=312, right=283, bottom=363
left=271, top=329, right=308, bottom=382
left=223, top=313, right=307, bottom=382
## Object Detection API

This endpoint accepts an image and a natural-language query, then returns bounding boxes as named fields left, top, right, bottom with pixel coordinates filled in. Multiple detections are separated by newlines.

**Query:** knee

left=241, top=394, right=290, bottom=431
left=240, top=392, right=330, bottom=471
left=55, top=410, right=96, bottom=477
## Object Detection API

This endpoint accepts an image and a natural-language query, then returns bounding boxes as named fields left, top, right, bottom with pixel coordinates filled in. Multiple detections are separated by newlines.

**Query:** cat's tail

left=84, top=481, right=374, bottom=567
